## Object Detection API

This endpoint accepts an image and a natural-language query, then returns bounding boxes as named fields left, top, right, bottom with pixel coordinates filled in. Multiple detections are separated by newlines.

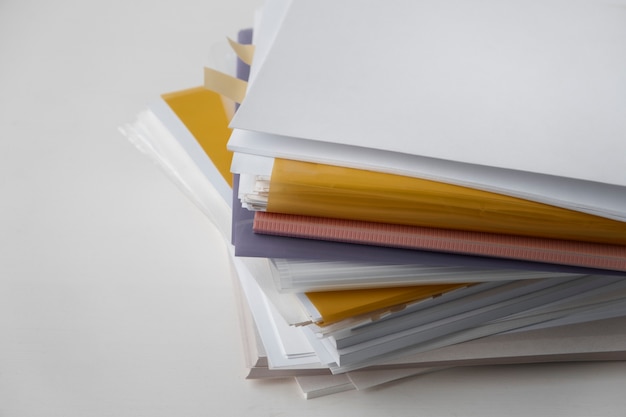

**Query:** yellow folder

left=162, top=87, right=233, bottom=187
left=267, top=159, right=626, bottom=246
left=306, top=284, right=468, bottom=326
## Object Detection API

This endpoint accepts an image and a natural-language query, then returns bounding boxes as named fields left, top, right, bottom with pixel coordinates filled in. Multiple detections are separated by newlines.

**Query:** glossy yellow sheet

left=306, top=283, right=468, bottom=325
left=162, top=87, right=233, bottom=187
left=268, top=159, right=626, bottom=245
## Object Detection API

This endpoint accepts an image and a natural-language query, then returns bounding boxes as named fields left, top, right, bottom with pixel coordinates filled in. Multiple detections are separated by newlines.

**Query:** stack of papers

left=121, top=0, right=626, bottom=399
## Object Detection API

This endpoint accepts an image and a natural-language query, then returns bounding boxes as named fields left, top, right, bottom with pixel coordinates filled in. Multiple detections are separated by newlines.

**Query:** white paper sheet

left=234, top=0, right=626, bottom=186
left=230, top=0, right=626, bottom=220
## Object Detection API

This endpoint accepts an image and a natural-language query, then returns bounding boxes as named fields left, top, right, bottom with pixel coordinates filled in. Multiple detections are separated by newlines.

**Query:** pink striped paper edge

left=253, top=211, right=626, bottom=272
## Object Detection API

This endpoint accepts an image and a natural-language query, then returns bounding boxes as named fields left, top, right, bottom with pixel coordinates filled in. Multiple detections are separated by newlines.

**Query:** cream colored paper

left=203, top=67, right=248, bottom=103
left=227, top=37, right=255, bottom=65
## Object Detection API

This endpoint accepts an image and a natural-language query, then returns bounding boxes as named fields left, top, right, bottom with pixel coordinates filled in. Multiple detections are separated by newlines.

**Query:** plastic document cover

left=265, top=159, right=626, bottom=246
left=270, top=258, right=581, bottom=292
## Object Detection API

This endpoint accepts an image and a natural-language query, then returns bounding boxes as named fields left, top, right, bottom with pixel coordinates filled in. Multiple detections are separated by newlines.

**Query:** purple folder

left=236, top=28, right=252, bottom=81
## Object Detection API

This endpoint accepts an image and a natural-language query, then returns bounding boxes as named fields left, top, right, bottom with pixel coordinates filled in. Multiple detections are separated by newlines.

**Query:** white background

left=1, top=1, right=626, bottom=416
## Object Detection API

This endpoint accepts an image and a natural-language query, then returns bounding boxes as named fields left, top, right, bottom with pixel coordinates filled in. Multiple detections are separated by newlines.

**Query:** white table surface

left=2, top=1, right=626, bottom=416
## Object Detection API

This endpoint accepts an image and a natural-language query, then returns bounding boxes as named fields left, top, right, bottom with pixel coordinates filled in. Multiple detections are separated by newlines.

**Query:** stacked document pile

left=121, top=0, right=626, bottom=399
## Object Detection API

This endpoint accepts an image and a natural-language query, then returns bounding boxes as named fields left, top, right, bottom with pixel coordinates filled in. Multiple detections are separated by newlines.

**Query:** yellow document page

left=306, top=284, right=468, bottom=326
left=162, top=87, right=233, bottom=187
left=268, top=159, right=626, bottom=246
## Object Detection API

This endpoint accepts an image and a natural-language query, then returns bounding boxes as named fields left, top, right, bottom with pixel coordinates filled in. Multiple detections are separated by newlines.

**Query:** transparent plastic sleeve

left=267, top=159, right=626, bottom=245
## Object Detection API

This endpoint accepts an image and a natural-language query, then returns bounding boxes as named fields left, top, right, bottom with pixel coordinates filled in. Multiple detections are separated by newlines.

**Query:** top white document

left=232, top=0, right=626, bottom=187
